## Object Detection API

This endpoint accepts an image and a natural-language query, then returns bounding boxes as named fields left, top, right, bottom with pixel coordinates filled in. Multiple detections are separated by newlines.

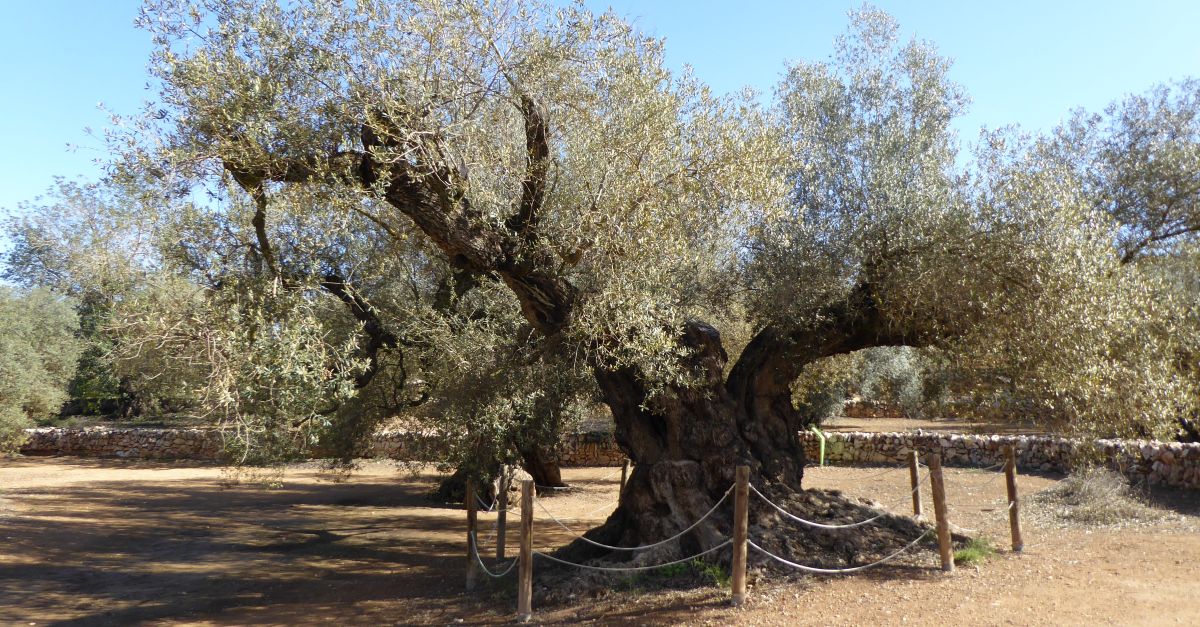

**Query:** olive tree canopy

left=91, top=0, right=1187, bottom=567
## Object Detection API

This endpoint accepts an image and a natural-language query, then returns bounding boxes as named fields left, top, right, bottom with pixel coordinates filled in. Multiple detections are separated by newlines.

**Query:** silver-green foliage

left=0, top=288, right=83, bottom=449
left=17, top=0, right=1197, bottom=467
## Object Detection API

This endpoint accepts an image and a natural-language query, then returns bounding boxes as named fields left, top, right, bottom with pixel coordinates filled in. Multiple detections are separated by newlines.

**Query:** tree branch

left=506, top=95, right=549, bottom=239
left=319, top=273, right=400, bottom=389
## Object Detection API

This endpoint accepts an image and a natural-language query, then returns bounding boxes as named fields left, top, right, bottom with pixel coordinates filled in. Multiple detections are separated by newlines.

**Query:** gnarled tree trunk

left=557, top=290, right=933, bottom=573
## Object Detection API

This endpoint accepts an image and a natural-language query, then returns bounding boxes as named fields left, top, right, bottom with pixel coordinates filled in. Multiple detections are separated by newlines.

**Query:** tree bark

left=517, top=444, right=566, bottom=492
left=558, top=289, right=933, bottom=569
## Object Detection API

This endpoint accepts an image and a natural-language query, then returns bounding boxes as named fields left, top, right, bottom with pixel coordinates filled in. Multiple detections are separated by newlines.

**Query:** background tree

left=3, top=179, right=168, bottom=417
left=0, top=287, right=83, bottom=450
left=1045, top=80, right=1200, bottom=439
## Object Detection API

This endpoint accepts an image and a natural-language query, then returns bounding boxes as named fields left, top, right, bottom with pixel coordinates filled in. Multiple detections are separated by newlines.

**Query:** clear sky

left=1, top=0, right=1198, bottom=216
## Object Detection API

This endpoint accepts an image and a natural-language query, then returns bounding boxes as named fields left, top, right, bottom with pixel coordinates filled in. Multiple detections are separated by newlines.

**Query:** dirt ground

left=1, top=457, right=1198, bottom=626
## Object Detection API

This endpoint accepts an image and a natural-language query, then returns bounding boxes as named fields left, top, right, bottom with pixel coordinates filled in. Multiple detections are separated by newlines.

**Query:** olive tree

left=0, top=288, right=82, bottom=449
left=3, top=179, right=167, bottom=416
left=114, top=0, right=1172, bottom=568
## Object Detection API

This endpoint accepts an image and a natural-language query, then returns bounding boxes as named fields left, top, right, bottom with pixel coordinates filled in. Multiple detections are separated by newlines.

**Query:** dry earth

left=1, top=455, right=1198, bottom=626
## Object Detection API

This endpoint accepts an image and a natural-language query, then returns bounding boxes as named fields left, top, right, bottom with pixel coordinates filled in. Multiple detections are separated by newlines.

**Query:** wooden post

left=517, top=479, right=534, bottom=623
left=496, top=471, right=508, bottom=560
left=1004, top=446, right=1024, bottom=553
left=466, top=478, right=479, bottom=591
left=620, top=459, right=630, bottom=491
left=908, top=450, right=923, bottom=518
left=927, top=454, right=954, bottom=573
left=731, top=465, right=750, bottom=606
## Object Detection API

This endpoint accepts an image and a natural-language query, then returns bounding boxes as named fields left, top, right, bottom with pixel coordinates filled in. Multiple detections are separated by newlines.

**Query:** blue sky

left=1, top=0, right=1198, bottom=216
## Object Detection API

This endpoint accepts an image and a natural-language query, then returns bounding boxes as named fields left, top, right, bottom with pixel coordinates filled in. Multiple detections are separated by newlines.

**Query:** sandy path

left=1, top=458, right=1197, bottom=625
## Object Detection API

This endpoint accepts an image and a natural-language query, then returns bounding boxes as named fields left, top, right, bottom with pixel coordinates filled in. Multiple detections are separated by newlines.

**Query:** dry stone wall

left=21, top=427, right=223, bottom=460
left=19, top=427, right=625, bottom=467
left=799, top=431, right=1200, bottom=489
left=18, top=427, right=1200, bottom=488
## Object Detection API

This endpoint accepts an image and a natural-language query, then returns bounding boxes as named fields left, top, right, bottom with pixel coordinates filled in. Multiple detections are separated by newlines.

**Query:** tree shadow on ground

left=0, top=461, right=544, bottom=625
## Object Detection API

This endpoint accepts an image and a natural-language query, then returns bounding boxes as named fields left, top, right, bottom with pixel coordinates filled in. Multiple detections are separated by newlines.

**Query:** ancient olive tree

left=120, top=0, right=1159, bottom=568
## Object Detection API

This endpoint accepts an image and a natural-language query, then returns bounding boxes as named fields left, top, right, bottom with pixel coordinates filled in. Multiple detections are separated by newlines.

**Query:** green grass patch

left=953, top=537, right=995, bottom=566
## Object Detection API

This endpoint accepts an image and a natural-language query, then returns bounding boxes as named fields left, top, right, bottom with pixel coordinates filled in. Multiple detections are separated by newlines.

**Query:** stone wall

left=18, top=427, right=1200, bottom=488
left=799, top=430, right=1200, bottom=489
left=19, top=427, right=626, bottom=467
left=21, top=427, right=224, bottom=460
left=365, top=429, right=625, bottom=466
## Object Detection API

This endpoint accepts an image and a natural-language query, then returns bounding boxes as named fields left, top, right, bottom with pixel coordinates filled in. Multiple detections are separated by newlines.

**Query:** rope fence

left=535, top=485, right=732, bottom=552
left=749, top=530, right=934, bottom=574
left=532, top=539, right=733, bottom=572
left=464, top=445, right=1026, bottom=622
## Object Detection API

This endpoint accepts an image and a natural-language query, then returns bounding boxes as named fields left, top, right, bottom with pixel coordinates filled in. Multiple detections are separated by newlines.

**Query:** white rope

left=883, top=470, right=930, bottom=511
left=962, top=500, right=1019, bottom=536
left=751, top=473, right=927, bottom=531
left=533, top=539, right=732, bottom=572
left=470, top=531, right=518, bottom=578
left=748, top=529, right=933, bottom=574
left=593, top=464, right=627, bottom=482
left=477, top=494, right=499, bottom=512
left=820, top=464, right=907, bottom=482
left=751, top=484, right=889, bottom=530
left=953, top=462, right=1008, bottom=489
left=535, top=485, right=733, bottom=552
left=575, top=499, right=619, bottom=519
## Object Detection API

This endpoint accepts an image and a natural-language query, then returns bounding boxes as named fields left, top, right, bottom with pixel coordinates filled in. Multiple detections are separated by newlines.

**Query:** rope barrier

left=955, top=499, right=1018, bottom=536
left=751, top=470, right=929, bottom=531
left=535, top=485, right=733, bottom=552
left=810, top=463, right=908, bottom=482
left=477, top=494, right=499, bottom=512
left=574, top=498, right=619, bottom=519
left=951, top=462, right=1008, bottom=490
left=748, top=529, right=933, bottom=574
left=469, top=531, right=519, bottom=578
left=533, top=539, right=732, bottom=573
left=751, top=483, right=888, bottom=530
left=534, top=484, right=573, bottom=492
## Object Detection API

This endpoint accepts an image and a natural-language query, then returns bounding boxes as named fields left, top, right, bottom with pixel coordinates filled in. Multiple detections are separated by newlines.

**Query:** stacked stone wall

left=18, top=427, right=1200, bottom=487
left=798, top=431, right=1200, bottom=489
left=19, top=427, right=625, bottom=467
left=20, top=427, right=223, bottom=460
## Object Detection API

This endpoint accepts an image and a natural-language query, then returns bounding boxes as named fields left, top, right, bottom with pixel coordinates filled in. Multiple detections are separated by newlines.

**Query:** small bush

left=1028, top=467, right=1167, bottom=527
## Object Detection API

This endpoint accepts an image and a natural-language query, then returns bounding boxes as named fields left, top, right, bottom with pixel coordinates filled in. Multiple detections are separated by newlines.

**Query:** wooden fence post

left=517, top=479, right=534, bottom=623
left=1004, top=446, right=1025, bottom=553
left=620, top=459, right=630, bottom=492
left=731, top=465, right=750, bottom=606
left=466, top=478, right=479, bottom=591
left=927, top=454, right=954, bottom=573
left=908, top=450, right=923, bottom=518
left=496, top=471, right=508, bottom=560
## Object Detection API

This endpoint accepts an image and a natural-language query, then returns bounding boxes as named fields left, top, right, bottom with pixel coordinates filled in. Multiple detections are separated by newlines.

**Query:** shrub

left=1028, top=467, right=1167, bottom=527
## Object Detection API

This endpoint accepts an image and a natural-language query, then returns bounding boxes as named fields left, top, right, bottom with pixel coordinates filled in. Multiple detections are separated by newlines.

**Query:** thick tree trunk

left=554, top=301, right=935, bottom=579
left=518, top=445, right=567, bottom=492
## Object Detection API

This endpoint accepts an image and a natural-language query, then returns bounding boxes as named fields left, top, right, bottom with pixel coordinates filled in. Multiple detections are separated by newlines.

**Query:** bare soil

left=1, top=457, right=1198, bottom=626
